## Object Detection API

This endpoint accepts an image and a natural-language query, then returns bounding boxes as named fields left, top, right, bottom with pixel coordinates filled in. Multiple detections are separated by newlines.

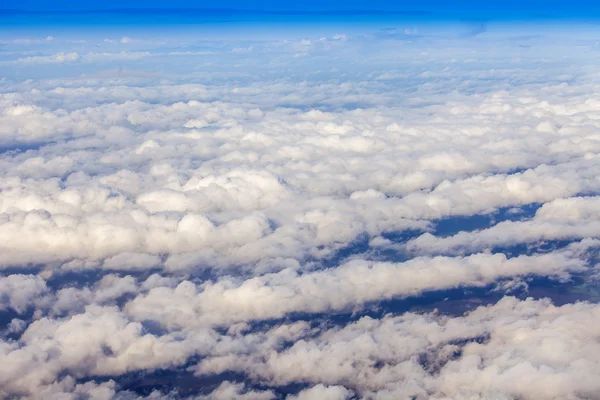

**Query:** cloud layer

left=1, top=23, right=600, bottom=399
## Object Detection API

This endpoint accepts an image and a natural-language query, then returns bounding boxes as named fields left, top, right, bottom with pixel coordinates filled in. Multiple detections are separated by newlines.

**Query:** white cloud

left=126, top=252, right=584, bottom=329
left=0, top=36, right=54, bottom=45
left=405, top=196, right=600, bottom=256
left=1, top=23, right=600, bottom=399
left=195, top=382, right=275, bottom=400
left=0, top=305, right=211, bottom=395
left=196, top=297, right=600, bottom=400
left=287, top=385, right=353, bottom=400
left=0, top=274, right=48, bottom=314
left=11, top=52, right=80, bottom=64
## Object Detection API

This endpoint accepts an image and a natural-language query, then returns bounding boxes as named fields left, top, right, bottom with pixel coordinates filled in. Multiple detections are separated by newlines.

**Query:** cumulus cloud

left=195, top=382, right=275, bottom=400
left=11, top=51, right=80, bottom=64
left=195, top=297, right=600, bottom=400
left=0, top=274, right=48, bottom=314
left=0, top=305, right=207, bottom=396
left=287, top=385, right=353, bottom=400
left=405, top=196, right=600, bottom=256
left=126, top=252, right=584, bottom=329
left=0, top=36, right=54, bottom=45
left=1, top=21, right=600, bottom=400
left=4, top=51, right=156, bottom=65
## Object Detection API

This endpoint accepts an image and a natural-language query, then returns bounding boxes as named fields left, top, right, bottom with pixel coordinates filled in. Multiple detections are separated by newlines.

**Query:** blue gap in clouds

left=90, top=369, right=247, bottom=398
left=0, top=142, right=50, bottom=155
left=491, top=239, right=576, bottom=258
left=433, top=203, right=541, bottom=237
left=0, top=309, right=35, bottom=340
left=91, top=367, right=313, bottom=399
left=311, top=203, right=543, bottom=268
left=276, top=275, right=598, bottom=327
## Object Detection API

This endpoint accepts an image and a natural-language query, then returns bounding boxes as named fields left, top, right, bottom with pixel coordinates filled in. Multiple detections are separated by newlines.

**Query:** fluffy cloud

left=0, top=274, right=48, bottom=314
left=196, top=297, right=600, bottom=400
left=10, top=52, right=81, bottom=64
left=287, top=385, right=353, bottom=400
left=1, top=21, right=600, bottom=400
left=0, top=305, right=211, bottom=396
left=126, top=252, right=584, bottom=329
left=406, top=196, right=600, bottom=256
left=195, top=382, right=275, bottom=400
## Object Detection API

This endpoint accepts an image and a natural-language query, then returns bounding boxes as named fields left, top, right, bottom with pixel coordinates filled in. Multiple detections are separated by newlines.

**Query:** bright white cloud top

left=1, top=20, right=600, bottom=399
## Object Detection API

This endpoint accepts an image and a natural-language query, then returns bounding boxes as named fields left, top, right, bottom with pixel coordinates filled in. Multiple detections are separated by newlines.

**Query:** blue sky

left=4, top=0, right=600, bottom=30
left=5, top=0, right=600, bottom=16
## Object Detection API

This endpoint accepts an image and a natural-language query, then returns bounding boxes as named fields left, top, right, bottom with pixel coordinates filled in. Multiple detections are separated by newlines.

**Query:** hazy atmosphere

left=1, top=2, right=600, bottom=399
